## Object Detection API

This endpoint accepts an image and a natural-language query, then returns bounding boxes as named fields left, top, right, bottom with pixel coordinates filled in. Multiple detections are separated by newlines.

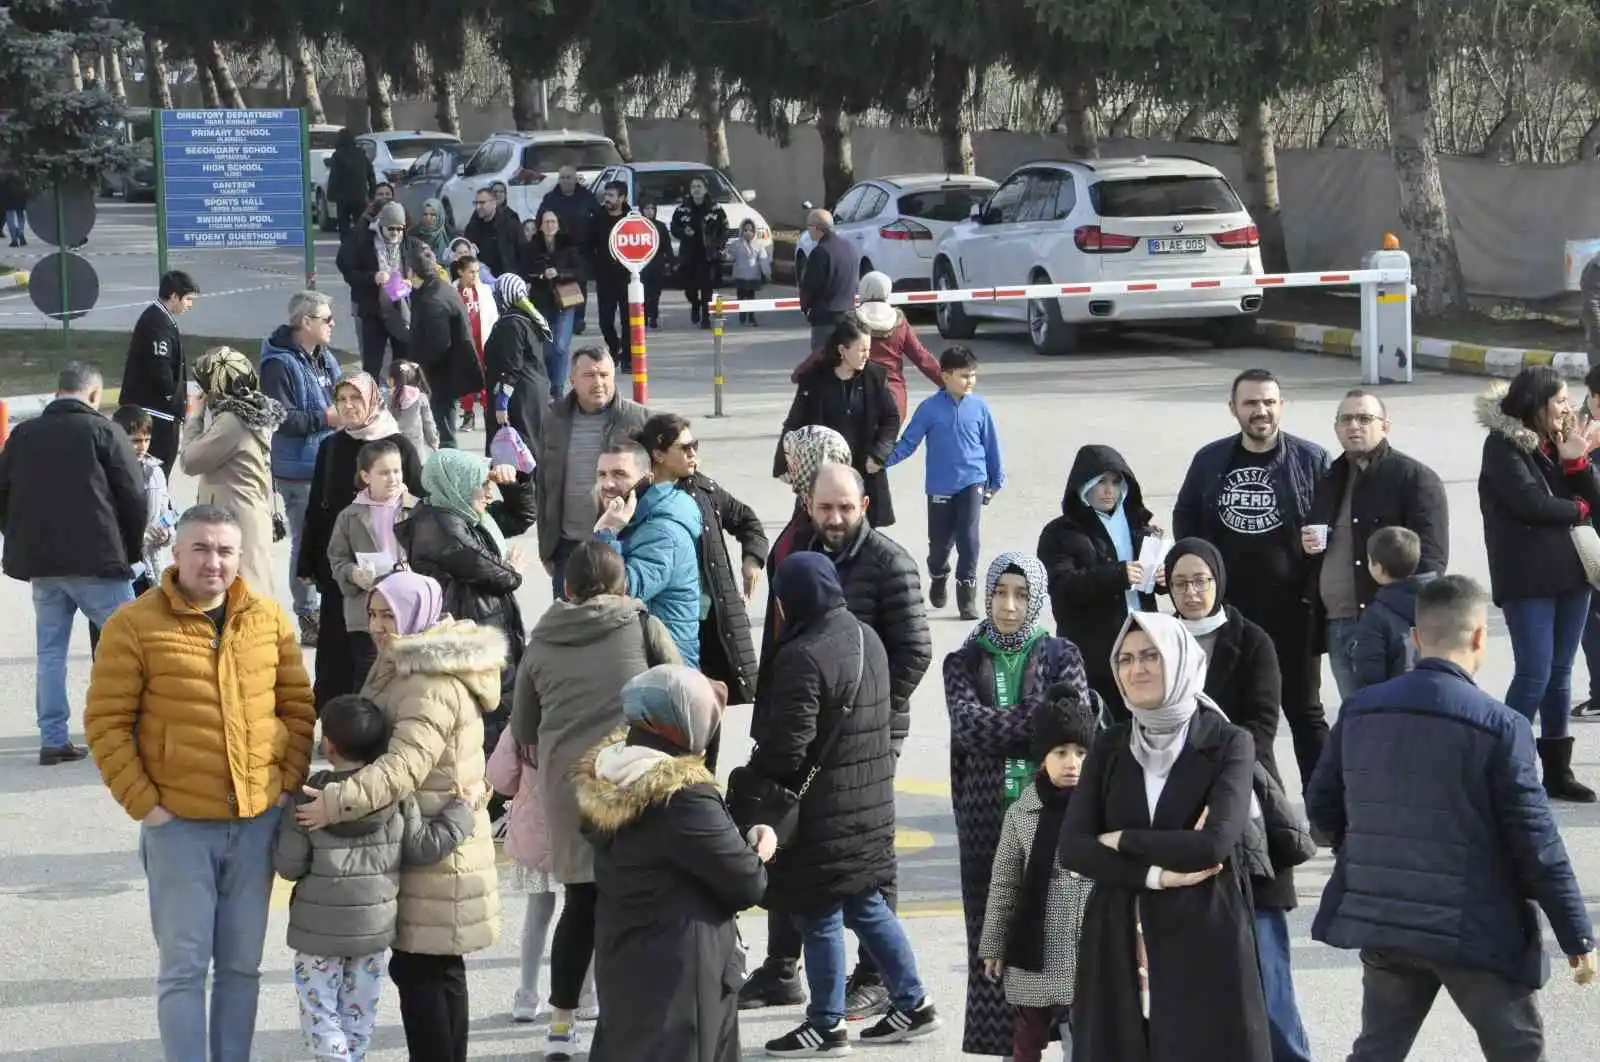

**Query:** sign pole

left=299, top=107, right=315, bottom=290
left=153, top=109, right=169, bottom=280
left=711, top=296, right=725, bottom=417
left=56, top=192, right=70, bottom=349
left=628, top=270, right=648, bottom=404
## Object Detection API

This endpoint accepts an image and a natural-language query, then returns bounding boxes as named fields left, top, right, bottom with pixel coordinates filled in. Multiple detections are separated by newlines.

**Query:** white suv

left=931, top=156, right=1265, bottom=354
left=439, top=131, right=622, bottom=233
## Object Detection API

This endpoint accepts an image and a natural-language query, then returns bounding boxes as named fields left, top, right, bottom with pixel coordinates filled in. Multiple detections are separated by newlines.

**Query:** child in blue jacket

left=886, top=345, right=1004, bottom=620
left=1350, top=526, right=1434, bottom=688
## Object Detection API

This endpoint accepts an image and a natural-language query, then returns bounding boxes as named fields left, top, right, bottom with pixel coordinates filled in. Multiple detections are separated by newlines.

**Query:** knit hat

left=377, top=200, right=407, bottom=231
left=1030, top=682, right=1098, bottom=762
left=855, top=271, right=898, bottom=333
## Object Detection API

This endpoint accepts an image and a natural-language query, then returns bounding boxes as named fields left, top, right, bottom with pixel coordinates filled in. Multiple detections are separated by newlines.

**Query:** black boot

left=956, top=579, right=980, bottom=620
left=1538, top=736, right=1597, bottom=803
left=928, top=575, right=948, bottom=609
left=738, top=957, right=806, bottom=1010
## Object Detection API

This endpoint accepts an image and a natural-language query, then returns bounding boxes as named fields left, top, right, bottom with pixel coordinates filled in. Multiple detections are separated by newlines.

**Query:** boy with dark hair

left=121, top=270, right=199, bottom=476
left=276, top=694, right=478, bottom=1062
left=111, top=404, right=176, bottom=595
left=886, top=345, right=1005, bottom=620
left=1349, top=525, right=1432, bottom=689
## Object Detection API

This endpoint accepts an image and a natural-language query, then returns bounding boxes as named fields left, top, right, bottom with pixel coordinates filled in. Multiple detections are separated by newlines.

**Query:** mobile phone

left=630, top=474, right=653, bottom=500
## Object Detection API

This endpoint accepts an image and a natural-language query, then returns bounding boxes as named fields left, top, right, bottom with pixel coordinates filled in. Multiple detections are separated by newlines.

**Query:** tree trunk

left=106, top=47, right=126, bottom=101
left=197, top=56, right=219, bottom=109
left=692, top=66, right=731, bottom=173
left=932, top=50, right=974, bottom=175
left=361, top=47, right=393, bottom=131
left=598, top=89, right=632, bottom=161
left=67, top=52, right=84, bottom=92
left=1317, top=107, right=1350, bottom=148
left=1480, top=105, right=1522, bottom=162
left=431, top=69, right=459, bottom=136
left=142, top=35, right=173, bottom=109
left=1059, top=72, right=1099, bottom=158
left=204, top=42, right=245, bottom=109
left=289, top=32, right=325, bottom=124
left=1237, top=97, right=1289, bottom=274
left=510, top=77, right=546, bottom=131
left=1107, top=99, right=1141, bottom=139
left=1579, top=115, right=1600, bottom=161
left=1376, top=0, right=1466, bottom=320
left=1173, top=105, right=1205, bottom=140
left=817, top=104, right=855, bottom=205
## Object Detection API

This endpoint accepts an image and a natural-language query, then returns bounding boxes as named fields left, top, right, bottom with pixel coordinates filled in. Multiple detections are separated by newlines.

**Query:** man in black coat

left=588, top=181, right=634, bottom=372
left=0, top=363, right=146, bottom=764
left=120, top=270, right=199, bottom=477
left=464, top=185, right=523, bottom=281
left=395, top=240, right=477, bottom=449
left=1304, top=388, right=1449, bottom=700
left=741, top=461, right=932, bottom=1018
left=750, top=552, right=942, bottom=1055
left=799, top=208, right=859, bottom=352
left=538, top=167, right=603, bottom=334
left=325, top=129, right=375, bottom=239
left=1308, top=575, right=1597, bottom=1057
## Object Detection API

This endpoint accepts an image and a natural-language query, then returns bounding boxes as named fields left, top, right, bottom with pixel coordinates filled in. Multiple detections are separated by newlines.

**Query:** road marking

left=896, top=777, right=951, bottom=797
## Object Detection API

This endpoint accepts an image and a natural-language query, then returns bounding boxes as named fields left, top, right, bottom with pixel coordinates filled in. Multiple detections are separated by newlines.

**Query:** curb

left=0, top=270, right=28, bottom=290
left=1255, top=318, right=1592, bottom=379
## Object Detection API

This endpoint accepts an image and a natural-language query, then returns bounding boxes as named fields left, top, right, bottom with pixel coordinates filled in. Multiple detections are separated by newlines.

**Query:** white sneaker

left=576, top=1000, right=600, bottom=1022
left=510, top=988, right=548, bottom=1023
left=546, top=1022, right=582, bottom=1060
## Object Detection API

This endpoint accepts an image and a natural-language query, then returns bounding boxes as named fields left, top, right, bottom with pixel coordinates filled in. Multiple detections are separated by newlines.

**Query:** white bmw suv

left=931, top=156, right=1265, bottom=354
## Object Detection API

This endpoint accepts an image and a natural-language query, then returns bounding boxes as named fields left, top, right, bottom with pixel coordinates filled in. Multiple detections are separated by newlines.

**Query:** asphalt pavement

left=1, top=202, right=1598, bottom=1060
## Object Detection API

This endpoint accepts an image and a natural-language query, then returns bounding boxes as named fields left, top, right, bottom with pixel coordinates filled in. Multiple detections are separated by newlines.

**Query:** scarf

left=595, top=743, right=674, bottom=788
left=421, top=448, right=507, bottom=556
left=212, top=388, right=285, bottom=432
left=372, top=570, right=443, bottom=634
left=780, top=424, right=853, bottom=497
left=355, top=489, right=405, bottom=563
left=338, top=372, right=401, bottom=442
left=1082, top=473, right=1140, bottom=614
left=373, top=202, right=406, bottom=274
left=414, top=198, right=451, bottom=261
left=1165, top=537, right=1229, bottom=638
left=621, top=665, right=724, bottom=756
left=977, top=552, right=1049, bottom=652
left=1114, top=612, right=1209, bottom=780
left=1005, top=773, right=1075, bottom=972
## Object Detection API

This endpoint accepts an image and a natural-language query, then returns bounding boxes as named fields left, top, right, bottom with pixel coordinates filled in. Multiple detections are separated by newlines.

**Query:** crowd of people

left=1, top=232, right=1598, bottom=1062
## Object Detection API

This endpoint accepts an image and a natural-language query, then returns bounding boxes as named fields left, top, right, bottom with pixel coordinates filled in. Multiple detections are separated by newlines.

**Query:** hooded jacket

left=1476, top=382, right=1600, bottom=604
left=596, top=481, right=705, bottom=667
left=274, top=766, right=476, bottom=957
left=512, top=595, right=682, bottom=883
left=259, top=325, right=341, bottom=480
left=1349, top=572, right=1437, bottom=689
left=1036, top=445, right=1158, bottom=707
left=575, top=742, right=765, bottom=1062
left=316, top=619, right=506, bottom=955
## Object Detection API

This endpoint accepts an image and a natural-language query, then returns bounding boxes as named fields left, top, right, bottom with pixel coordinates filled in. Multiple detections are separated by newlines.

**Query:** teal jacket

left=596, top=481, right=704, bottom=666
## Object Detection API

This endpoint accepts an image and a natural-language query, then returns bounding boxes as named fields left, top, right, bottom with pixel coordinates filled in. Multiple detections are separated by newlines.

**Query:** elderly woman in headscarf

left=574, top=666, right=770, bottom=1062
left=941, top=551, right=1090, bottom=1057
left=296, top=570, right=503, bottom=1062
left=297, top=371, right=424, bottom=706
left=1058, top=611, right=1270, bottom=1062
left=180, top=346, right=286, bottom=595
left=791, top=271, right=943, bottom=423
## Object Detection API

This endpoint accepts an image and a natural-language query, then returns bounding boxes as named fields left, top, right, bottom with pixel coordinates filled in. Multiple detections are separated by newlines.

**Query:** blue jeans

left=141, top=807, right=281, bottom=1062
left=4, top=207, right=23, bottom=242
left=928, top=484, right=984, bottom=583
left=1502, top=586, right=1589, bottom=739
left=1255, top=907, right=1312, bottom=1062
left=32, top=576, right=134, bottom=747
left=543, top=309, right=576, bottom=399
left=796, top=888, right=927, bottom=1028
left=277, top=479, right=319, bottom=618
left=1326, top=616, right=1363, bottom=702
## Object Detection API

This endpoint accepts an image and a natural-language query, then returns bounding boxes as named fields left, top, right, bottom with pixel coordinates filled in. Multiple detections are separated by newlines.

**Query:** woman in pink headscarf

left=297, top=570, right=506, bottom=1061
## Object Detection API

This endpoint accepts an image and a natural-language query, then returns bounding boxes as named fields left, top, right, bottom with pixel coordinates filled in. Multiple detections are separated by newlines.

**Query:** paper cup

left=1307, top=524, right=1330, bottom=551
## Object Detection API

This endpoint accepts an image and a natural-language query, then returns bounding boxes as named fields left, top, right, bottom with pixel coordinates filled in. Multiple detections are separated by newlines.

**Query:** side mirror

left=968, top=202, right=982, bottom=219
left=455, top=162, right=466, bottom=176
left=323, top=157, right=332, bottom=168
left=801, top=199, right=814, bottom=211
left=741, top=189, right=757, bottom=203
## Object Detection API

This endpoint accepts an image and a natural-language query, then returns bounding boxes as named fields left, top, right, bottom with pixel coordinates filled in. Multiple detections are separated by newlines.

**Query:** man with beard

left=1175, top=368, right=1331, bottom=798
left=739, top=461, right=933, bottom=1018
left=588, top=181, right=633, bottom=372
left=464, top=185, right=522, bottom=280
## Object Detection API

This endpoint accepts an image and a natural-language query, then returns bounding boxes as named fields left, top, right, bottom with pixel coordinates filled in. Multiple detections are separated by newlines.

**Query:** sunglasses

left=384, top=226, right=405, bottom=235
left=674, top=438, right=700, bottom=453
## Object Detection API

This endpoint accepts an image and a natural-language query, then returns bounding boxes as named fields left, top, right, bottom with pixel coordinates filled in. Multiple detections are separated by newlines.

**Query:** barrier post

left=607, top=211, right=659, bottom=405
left=711, top=297, right=726, bottom=417
left=628, top=272, right=648, bottom=404
left=1359, top=237, right=1414, bottom=385
left=0, top=399, right=10, bottom=448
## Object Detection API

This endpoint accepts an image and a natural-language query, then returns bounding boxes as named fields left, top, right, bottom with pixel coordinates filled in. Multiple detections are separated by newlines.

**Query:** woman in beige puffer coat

left=297, top=570, right=504, bottom=1061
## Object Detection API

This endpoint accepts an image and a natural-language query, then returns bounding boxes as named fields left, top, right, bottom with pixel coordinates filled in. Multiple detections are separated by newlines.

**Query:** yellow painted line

left=1523, top=349, right=1556, bottom=366
left=1322, top=327, right=1357, bottom=351
left=895, top=777, right=951, bottom=797
left=714, top=375, right=725, bottom=385
left=1449, top=343, right=1488, bottom=368
left=1376, top=293, right=1408, bottom=303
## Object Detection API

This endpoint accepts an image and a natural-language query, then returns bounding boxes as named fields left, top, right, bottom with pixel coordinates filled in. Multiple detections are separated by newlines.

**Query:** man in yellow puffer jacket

left=84, top=503, right=315, bottom=1062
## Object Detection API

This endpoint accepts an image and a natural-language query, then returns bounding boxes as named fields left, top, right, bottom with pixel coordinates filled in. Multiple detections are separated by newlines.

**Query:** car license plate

left=1148, top=237, right=1206, bottom=254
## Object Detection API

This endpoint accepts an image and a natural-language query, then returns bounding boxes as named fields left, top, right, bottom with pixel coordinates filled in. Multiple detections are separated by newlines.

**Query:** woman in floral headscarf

left=180, top=346, right=286, bottom=595
left=942, top=551, right=1089, bottom=1057
left=297, top=371, right=424, bottom=707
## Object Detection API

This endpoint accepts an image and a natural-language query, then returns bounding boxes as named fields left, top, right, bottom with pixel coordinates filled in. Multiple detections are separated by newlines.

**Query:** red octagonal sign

left=608, top=213, right=660, bottom=271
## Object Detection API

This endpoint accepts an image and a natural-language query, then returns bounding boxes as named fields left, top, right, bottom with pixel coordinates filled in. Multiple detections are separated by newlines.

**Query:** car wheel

left=934, top=260, right=977, bottom=340
left=1210, top=316, right=1259, bottom=348
left=1028, top=275, right=1079, bottom=356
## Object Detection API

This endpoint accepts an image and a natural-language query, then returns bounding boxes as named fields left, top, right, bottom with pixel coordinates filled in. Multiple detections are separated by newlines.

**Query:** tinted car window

left=380, top=136, right=460, bottom=157
left=984, top=176, right=1029, bottom=223
left=897, top=186, right=989, bottom=222
left=633, top=168, right=739, bottom=206
left=1091, top=176, right=1243, bottom=217
left=308, top=129, right=343, bottom=151
left=520, top=141, right=624, bottom=172
left=1017, top=174, right=1062, bottom=223
left=830, top=186, right=868, bottom=223
left=855, top=187, right=889, bottom=220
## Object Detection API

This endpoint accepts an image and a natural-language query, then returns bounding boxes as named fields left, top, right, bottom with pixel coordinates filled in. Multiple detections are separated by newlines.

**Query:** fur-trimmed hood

left=572, top=733, right=715, bottom=835
left=1475, top=381, right=1541, bottom=452
left=378, top=618, right=508, bottom=713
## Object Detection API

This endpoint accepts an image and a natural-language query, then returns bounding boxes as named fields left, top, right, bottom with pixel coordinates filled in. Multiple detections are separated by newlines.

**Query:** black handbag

left=726, top=629, right=865, bottom=845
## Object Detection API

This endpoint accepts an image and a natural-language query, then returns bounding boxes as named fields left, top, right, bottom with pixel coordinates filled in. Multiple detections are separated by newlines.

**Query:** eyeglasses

left=1171, top=576, right=1215, bottom=596
left=384, top=226, right=405, bottom=235
left=1114, top=649, right=1163, bottom=670
left=673, top=439, right=699, bottom=453
left=308, top=313, right=334, bottom=324
left=1336, top=413, right=1384, bottom=427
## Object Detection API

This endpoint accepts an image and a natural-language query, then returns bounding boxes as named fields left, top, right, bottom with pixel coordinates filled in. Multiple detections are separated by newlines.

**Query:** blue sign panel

left=159, top=109, right=306, bottom=250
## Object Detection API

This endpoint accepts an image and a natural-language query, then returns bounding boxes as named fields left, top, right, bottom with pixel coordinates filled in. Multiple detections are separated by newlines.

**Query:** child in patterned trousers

left=276, top=695, right=478, bottom=1060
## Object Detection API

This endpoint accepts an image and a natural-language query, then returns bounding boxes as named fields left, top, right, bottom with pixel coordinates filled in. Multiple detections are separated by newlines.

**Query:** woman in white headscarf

left=1058, top=611, right=1270, bottom=1062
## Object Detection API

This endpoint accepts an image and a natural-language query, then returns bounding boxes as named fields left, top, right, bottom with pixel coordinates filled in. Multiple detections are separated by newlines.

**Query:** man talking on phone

left=591, top=439, right=704, bottom=665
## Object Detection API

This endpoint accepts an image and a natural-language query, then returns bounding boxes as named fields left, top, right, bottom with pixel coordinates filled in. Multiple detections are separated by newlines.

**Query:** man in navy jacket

left=1308, top=574, right=1595, bottom=1059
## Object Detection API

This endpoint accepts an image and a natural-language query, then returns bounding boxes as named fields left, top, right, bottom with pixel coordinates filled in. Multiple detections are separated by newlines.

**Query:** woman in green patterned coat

left=942, top=551, right=1088, bottom=1057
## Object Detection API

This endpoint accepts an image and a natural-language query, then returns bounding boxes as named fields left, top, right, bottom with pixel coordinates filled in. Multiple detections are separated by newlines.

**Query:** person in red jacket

left=791, top=271, right=942, bottom=423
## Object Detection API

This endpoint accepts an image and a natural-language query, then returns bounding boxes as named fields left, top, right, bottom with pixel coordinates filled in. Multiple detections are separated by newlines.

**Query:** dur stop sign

left=609, top=213, right=660, bottom=271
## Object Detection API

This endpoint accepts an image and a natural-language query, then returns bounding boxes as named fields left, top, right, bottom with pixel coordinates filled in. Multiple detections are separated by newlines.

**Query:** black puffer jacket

left=1036, top=444, right=1158, bottom=714
left=679, top=473, right=768, bottom=704
left=326, top=137, right=374, bottom=208
left=750, top=597, right=896, bottom=910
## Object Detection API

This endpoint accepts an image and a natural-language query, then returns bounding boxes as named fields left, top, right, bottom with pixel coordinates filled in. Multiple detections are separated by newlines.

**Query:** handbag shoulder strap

left=796, top=627, right=867, bottom=799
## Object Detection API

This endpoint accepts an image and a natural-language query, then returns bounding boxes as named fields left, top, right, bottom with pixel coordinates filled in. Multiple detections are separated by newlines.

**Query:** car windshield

left=521, top=141, right=624, bottom=172
left=1091, top=175, right=1243, bottom=217
left=897, top=186, right=989, bottom=222
left=309, top=129, right=343, bottom=151
left=382, top=136, right=460, bottom=157
left=634, top=168, right=740, bottom=205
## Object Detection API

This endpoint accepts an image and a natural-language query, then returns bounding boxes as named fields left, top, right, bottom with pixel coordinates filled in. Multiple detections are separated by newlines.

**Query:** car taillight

left=1214, top=224, right=1260, bottom=249
left=1074, top=225, right=1137, bottom=253
left=510, top=168, right=546, bottom=186
left=879, top=219, right=933, bottom=241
